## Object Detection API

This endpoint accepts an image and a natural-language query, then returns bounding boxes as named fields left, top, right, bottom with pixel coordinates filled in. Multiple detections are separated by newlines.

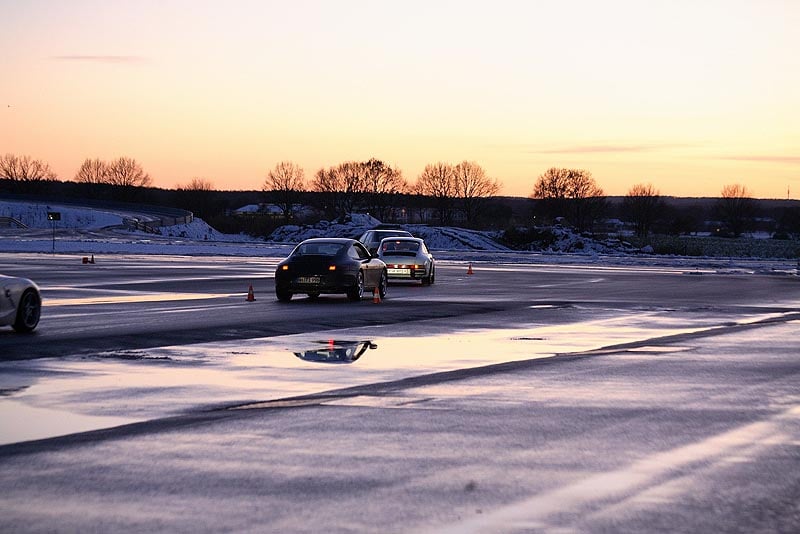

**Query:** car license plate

left=296, top=276, right=320, bottom=284
left=388, top=268, right=410, bottom=275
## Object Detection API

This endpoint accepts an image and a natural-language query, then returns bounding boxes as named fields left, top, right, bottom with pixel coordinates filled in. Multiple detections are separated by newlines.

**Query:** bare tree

left=531, top=167, right=605, bottom=231
left=0, top=154, right=57, bottom=181
left=362, top=158, right=406, bottom=221
left=263, top=161, right=305, bottom=222
left=74, top=158, right=109, bottom=184
left=622, top=183, right=663, bottom=238
left=175, top=178, right=216, bottom=218
left=715, top=183, right=756, bottom=237
left=415, top=162, right=456, bottom=225
left=179, top=177, right=214, bottom=191
left=453, top=160, right=500, bottom=227
left=336, top=161, right=368, bottom=217
left=106, top=157, right=152, bottom=187
left=312, top=166, right=344, bottom=219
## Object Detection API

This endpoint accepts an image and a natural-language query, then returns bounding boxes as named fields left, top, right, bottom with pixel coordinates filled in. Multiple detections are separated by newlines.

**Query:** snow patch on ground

left=268, top=213, right=512, bottom=252
left=147, top=218, right=257, bottom=243
left=269, top=213, right=381, bottom=242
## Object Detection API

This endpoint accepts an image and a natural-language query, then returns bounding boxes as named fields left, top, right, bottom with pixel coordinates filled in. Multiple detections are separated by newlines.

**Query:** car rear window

left=381, top=241, right=420, bottom=254
left=294, top=242, right=346, bottom=256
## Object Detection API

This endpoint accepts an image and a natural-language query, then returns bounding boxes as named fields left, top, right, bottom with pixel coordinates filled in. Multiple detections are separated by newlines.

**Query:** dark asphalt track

left=1, top=253, right=799, bottom=532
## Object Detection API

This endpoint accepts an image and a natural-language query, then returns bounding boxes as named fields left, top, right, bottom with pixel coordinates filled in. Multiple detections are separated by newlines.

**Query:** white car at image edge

left=1, top=275, right=42, bottom=333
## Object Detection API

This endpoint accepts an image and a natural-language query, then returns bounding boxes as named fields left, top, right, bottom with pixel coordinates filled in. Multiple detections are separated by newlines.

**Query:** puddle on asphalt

left=0, top=309, right=793, bottom=446
left=0, top=400, right=136, bottom=444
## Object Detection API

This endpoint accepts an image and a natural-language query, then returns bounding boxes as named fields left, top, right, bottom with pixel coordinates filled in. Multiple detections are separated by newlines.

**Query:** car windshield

left=370, top=231, right=408, bottom=242
left=293, top=242, right=346, bottom=256
left=381, top=241, right=420, bottom=256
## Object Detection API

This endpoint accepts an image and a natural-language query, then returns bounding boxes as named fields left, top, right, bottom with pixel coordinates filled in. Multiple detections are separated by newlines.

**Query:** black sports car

left=275, top=238, right=388, bottom=302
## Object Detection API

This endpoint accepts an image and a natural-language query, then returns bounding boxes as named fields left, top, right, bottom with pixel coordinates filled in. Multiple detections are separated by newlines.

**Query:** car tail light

left=328, top=265, right=336, bottom=271
left=281, top=265, right=289, bottom=271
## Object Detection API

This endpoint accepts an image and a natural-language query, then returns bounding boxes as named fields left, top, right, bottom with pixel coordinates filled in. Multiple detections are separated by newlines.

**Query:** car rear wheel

left=347, top=271, right=364, bottom=301
left=422, top=265, right=435, bottom=286
left=13, top=288, right=40, bottom=333
left=276, top=288, right=293, bottom=302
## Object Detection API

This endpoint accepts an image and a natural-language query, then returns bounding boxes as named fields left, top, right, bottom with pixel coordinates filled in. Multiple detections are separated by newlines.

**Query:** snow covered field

left=0, top=200, right=798, bottom=274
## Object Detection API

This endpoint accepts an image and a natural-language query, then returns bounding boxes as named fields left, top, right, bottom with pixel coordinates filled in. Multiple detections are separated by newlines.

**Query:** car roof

left=378, top=236, right=422, bottom=242
left=300, top=237, right=356, bottom=243
left=297, top=238, right=358, bottom=245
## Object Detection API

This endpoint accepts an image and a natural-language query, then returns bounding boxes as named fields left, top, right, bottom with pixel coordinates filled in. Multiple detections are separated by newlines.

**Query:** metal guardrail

left=121, top=214, right=193, bottom=234
left=0, top=216, right=29, bottom=228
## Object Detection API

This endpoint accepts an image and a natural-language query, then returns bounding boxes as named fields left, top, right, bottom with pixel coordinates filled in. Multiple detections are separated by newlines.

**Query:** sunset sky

left=2, top=0, right=799, bottom=198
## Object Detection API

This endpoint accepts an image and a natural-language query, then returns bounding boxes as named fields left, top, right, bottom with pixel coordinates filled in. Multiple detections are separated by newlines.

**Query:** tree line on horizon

left=1, top=152, right=798, bottom=239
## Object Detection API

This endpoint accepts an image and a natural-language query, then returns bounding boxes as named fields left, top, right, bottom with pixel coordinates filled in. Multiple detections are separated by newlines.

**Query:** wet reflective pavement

left=2, top=305, right=796, bottom=445
left=1, top=317, right=798, bottom=533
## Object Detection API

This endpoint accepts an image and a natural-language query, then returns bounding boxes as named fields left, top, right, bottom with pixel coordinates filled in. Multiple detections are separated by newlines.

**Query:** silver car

left=377, top=237, right=435, bottom=285
left=1, top=275, right=42, bottom=332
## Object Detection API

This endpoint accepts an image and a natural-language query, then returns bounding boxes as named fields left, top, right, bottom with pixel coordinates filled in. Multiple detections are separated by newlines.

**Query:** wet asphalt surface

left=1, top=253, right=799, bottom=532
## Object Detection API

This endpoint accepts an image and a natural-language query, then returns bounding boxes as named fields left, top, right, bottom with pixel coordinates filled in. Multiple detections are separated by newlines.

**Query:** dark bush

left=499, top=226, right=557, bottom=250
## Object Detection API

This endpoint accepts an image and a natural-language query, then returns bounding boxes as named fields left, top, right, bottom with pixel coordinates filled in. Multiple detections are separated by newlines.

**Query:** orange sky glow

left=2, top=0, right=799, bottom=198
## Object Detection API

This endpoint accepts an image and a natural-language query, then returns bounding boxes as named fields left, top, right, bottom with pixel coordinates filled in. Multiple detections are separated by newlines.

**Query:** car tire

left=276, top=289, right=293, bottom=302
left=422, top=266, right=435, bottom=286
left=347, top=271, right=364, bottom=301
left=378, top=270, right=388, bottom=299
left=307, top=292, right=320, bottom=300
left=12, top=288, right=41, bottom=333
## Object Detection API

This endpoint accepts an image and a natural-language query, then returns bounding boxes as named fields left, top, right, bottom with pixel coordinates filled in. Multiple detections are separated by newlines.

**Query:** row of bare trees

left=262, top=159, right=501, bottom=225
left=310, top=159, right=407, bottom=221
left=417, top=161, right=501, bottom=225
left=619, top=182, right=757, bottom=238
left=2, top=152, right=764, bottom=236
left=1, top=154, right=153, bottom=188
left=74, top=157, right=152, bottom=187
left=530, top=167, right=760, bottom=237
left=0, top=154, right=57, bottom=181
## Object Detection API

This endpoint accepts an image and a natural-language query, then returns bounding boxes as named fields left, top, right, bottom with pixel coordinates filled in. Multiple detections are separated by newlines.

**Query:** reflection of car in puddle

left=294, top=340, right=377, bottom=364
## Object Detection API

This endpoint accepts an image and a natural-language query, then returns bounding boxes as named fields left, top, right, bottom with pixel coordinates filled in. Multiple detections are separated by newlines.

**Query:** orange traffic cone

left=246, top=284, right=256, bottom=302
left=90, top=254, right=95, bottom=264
left=373, top=287, right=381, bottom=304
left=467, top=263, right=474, bottom=275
